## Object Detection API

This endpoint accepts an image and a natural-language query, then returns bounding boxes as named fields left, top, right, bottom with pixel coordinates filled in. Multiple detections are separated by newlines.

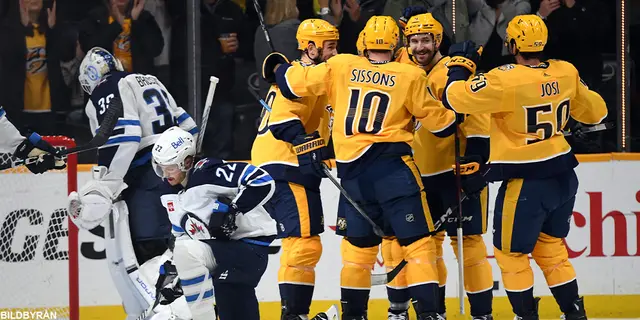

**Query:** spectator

left=144, top=0, right=171, bottom=86
left=542, top=0, right=610, bottom=90
left=169, top=0, right=245, bottom=159
left=467, top=0, right=531, bottom=72
left=0, top=0, right=69, bottom=135
left=79, top=0, right=164, bottom=76
left=253, top=0, right=300, bottom=98
left=383, top=0, right=473, bottom=54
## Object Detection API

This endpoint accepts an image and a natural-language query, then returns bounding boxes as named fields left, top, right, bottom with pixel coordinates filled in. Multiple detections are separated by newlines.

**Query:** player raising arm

left=0, top=106, right=66, bottom=173
left=442, top=15, right=607, bottom=320
left=385, top=12, right=494, bottom=320
left=251, top=19, right=339, bottom=320
left=67, top=47, right=198, bottom=320
left=264, top=16, right=458, bottom=320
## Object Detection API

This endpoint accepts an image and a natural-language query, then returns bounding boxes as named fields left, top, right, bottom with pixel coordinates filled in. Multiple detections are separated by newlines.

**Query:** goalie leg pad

left=278, top=236, right=322, bottom=316
left=173, top=239, right=217, bottom=320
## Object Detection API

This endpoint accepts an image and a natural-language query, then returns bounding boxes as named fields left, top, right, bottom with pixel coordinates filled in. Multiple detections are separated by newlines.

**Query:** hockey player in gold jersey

left=381, top=12, right=494, bottom=320
left=250, top=19, right=338, bottom=320
left=263, top=15, right=459, bottom=320
left=442, top=15, right=607, bottom=320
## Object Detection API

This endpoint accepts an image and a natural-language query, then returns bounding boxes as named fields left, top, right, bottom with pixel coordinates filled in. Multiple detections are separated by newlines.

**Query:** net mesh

left=0, top=137, right=78, bottom=320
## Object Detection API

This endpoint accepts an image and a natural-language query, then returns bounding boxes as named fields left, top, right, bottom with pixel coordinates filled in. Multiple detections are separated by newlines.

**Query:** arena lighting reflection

left=618, top=0, right=630, bottom=151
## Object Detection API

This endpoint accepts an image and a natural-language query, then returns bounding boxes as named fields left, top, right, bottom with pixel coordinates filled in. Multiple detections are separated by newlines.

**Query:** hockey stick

left=196, top=76, right=220, bottom=154
left=371, top=259, right=408, bottom=286
left=252, top=0, right=275, bottom=51
left=562, top=122, right=614, bottom=136
left=451, top=0, right=465, bottom=313
left=321, top=164, right=385, bottom=237
left=16, top=96, right=124, bottom=166
left=248, top=86, right=272, bottom=112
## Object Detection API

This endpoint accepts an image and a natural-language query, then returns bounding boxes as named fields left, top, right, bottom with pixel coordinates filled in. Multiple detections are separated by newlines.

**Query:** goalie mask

left=79, top=47, right=124, bottom=94
left=152, top=127, right=197, bottom=184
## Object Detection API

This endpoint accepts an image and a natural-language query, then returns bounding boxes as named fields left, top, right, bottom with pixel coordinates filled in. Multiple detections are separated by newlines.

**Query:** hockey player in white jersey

left=152, top=127, right=339, bottom=320
left=0, top=106, right=66, bottom=173
left=67, top=47, right=198, bottom=320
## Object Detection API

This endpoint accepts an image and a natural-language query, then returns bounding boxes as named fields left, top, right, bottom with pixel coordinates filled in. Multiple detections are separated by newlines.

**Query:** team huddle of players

left=0, top=7, right=607, bottom=320
left=254, top=8, right=607, bottom=320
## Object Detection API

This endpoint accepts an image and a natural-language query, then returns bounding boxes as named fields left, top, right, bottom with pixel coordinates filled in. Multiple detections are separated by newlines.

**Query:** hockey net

left=0, top=136, right=79, bottom=320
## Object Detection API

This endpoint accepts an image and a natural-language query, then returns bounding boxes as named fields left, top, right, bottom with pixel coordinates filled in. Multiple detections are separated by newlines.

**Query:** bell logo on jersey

left=171, top=137, right=185, bottom=149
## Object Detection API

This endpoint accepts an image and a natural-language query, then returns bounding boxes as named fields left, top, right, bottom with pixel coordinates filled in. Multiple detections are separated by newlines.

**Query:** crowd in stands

left=0, top=0, right=626, bottom=163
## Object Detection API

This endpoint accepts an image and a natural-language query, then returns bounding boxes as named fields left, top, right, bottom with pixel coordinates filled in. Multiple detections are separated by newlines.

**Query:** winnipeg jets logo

left=194, top=158, right=209, bottom=171
left=189, top=222, right=205, bottom=235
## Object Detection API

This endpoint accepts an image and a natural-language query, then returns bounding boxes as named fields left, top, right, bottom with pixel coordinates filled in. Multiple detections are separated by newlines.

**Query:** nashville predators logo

left=115, top=34, right=131, bottom=51
left=26, top=47, right=47, bottom=74
left=337, top=217, right=347, bottom=230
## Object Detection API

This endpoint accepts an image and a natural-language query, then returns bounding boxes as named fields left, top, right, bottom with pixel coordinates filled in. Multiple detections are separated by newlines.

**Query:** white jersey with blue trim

left=168, top=158, right=277, bottom=241
left=85, top=72, right=198, bottom=179
left=0, top=107, right=26, bottom=154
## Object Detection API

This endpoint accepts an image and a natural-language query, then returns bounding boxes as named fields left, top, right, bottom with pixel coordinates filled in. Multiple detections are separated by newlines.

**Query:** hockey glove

left=452, top=155, right=487, bottom=199
left=208, top=197, right=239, bottom=240
left=293, top=131, right=329, bottom=178
left=14, top=132, right=66, bottom=174
left=262, top=52, right=290, bottom=84
left=447, top=40, right=483, bottom=81
left=399, top=6, right=429, bottom=29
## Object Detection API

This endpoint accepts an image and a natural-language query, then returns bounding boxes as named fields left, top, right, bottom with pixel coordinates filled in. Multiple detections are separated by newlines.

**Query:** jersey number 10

left=143, top=88, right=176, bottom=134
left=525, top=99, right=570, bottom=144
left=345, top=88, right=390, bottom=136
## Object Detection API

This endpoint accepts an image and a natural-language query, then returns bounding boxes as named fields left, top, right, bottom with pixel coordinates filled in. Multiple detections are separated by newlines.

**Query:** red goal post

left=0, top=136, right=79, bottom=320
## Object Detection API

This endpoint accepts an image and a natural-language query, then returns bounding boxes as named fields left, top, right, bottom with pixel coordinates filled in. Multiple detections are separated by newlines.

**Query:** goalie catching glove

left=293, top=131, right=329, bottom=178
left=452, top=155, right=487, bottom=199
left=262, top=52, right=290, bottom=84
left=14, top=132, right=66, bottom=174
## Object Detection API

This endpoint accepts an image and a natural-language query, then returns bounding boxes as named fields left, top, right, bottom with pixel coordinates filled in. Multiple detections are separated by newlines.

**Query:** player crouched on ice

left=151, top=127, right=336, bottom=320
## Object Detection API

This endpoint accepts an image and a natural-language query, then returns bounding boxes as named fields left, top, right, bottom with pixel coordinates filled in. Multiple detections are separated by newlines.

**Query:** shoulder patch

left=193, top=157, right=224, bottom=172
left=497, top=64, right=515, bottom=71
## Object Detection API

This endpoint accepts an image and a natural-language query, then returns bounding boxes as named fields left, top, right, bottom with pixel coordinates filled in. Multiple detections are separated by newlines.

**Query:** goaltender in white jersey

left=152, top=126, right=279, bottom=320
left=67, top=47, right=199, bottom=320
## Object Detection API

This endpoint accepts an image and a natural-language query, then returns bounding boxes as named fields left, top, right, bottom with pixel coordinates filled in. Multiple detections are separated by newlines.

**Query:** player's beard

left=412, top=47, right=435, bottom=67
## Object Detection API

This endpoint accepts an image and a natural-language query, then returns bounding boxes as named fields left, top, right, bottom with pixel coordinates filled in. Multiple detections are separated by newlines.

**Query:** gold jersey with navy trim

left=250, top=61, right=332, bottom=187
left=443, top=60, right=608, bottom=180
left=275, top=53, right=457, bottom=178
left=394, top=49, right=491, bottom=176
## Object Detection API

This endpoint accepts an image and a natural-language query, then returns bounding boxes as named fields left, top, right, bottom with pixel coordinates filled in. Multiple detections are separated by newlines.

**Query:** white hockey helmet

left=152, top=126, right=197, bottom=178
left=78, top=47, right=124, bottom=94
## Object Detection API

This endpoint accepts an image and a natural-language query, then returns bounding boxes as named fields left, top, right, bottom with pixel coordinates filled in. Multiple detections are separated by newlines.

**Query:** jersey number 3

left=345, top=88, right=390, bottom=136
left=143, top=88, right=176, bottom=134
left=525, top=99, right=570, bottom=144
